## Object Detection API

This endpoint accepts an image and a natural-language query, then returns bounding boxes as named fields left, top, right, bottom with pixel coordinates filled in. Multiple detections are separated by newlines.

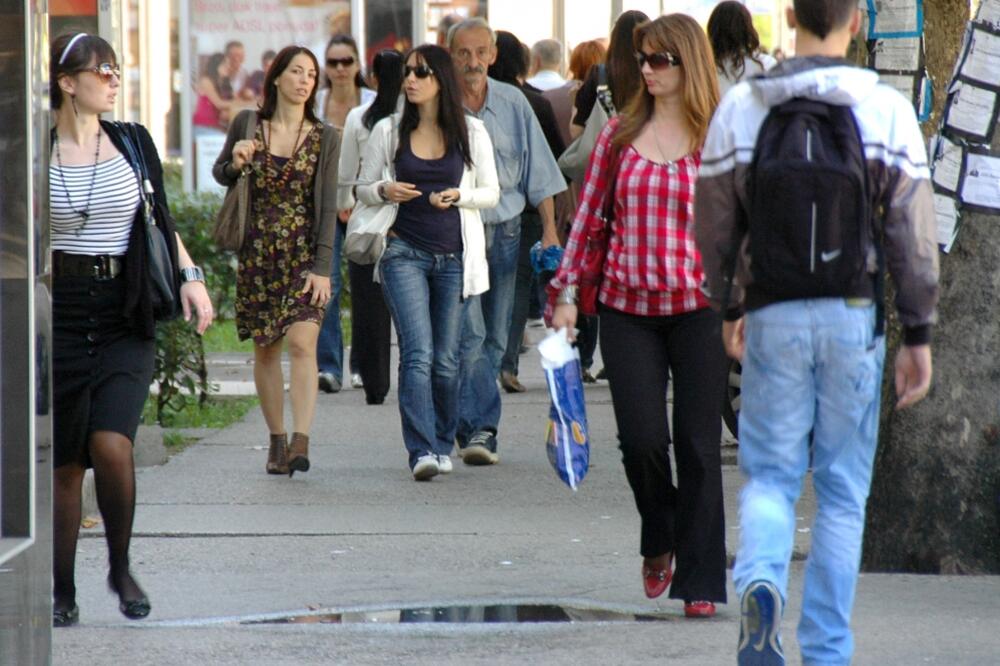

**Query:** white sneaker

left=412, top=454, right=439, bottom=481
left=437, top=454, right=453, bottom=474
left=350, top=373, right=363, bottom=389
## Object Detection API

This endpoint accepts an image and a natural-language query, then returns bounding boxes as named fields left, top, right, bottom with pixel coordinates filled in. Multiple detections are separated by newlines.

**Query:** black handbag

left=116, top=123, right=180, bottom=321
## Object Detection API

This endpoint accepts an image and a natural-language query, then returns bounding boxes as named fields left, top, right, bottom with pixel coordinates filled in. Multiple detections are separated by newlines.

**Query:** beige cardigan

left=212, top=109, right=341, bottom=276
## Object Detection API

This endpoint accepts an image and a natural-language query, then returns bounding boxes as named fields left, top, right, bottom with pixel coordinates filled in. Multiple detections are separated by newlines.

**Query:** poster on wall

left=186, top=0, right=350, bottom=191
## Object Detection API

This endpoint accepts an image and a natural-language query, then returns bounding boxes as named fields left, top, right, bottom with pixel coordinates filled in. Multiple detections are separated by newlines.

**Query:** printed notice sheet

left=867, top=0, right=923, bottom=38
left=975, top=0, right=1000, bottom=29
left=958, top=27, right=1000, bottom=89
left=959, top=151, right=1000, bottom=211
left=934, top=193, right=959, bottom=251
left=871, top=36, right=922, bottom=71
left=879, top=73, right=918, bottom=104
left=931, top=135, right=964, bottom=195
left=944, top=82, right=998, bottom=141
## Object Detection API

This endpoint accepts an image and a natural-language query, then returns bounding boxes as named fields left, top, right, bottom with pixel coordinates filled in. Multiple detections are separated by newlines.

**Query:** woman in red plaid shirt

left=549, top=14, right=728, bottom=618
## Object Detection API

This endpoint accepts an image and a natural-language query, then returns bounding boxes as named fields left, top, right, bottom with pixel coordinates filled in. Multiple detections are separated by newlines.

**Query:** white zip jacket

left=696, top=57, right=939, bottom=343
left=356, top=114, right=500, bottom=298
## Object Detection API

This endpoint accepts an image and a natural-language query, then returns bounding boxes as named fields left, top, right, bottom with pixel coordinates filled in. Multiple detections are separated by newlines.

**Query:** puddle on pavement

left=244, top=604, right=671, bottom=625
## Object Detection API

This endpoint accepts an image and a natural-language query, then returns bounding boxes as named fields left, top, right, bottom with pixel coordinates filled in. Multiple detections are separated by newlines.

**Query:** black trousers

left=599, top=304, right=729, bottom=603
left=348, top=261, right=392, bottom=404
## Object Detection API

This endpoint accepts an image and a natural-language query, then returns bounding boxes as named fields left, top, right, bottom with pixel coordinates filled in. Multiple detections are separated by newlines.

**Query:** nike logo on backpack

left=821, top=249, right=842, bottom=263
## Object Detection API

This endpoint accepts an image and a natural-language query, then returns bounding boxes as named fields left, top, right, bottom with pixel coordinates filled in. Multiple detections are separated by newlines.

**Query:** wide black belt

left=52, top=252, right=124, bottom=280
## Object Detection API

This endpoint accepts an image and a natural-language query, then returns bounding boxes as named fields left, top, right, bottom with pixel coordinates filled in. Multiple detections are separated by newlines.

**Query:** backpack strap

left=595, top=64, right=615, bottom=117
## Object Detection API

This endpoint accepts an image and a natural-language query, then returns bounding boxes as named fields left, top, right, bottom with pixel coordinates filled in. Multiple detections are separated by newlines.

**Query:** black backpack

left=744, top=97, right=872, bottom=301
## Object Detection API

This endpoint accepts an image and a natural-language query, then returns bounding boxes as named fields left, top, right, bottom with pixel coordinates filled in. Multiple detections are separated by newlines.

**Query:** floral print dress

left=236, top=124, right=325, bottom=345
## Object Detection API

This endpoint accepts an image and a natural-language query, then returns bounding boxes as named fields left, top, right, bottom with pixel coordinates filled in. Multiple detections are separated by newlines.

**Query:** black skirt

left=52, top=274, right=155, bottom=469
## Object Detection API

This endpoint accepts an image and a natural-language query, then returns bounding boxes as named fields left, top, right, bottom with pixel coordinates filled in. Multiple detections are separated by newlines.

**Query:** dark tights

left=53, top=431, right=143, bottom=612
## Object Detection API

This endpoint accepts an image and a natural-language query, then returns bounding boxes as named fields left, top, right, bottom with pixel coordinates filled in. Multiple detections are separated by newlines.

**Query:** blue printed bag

left=539, top=329, right=590, bottom=490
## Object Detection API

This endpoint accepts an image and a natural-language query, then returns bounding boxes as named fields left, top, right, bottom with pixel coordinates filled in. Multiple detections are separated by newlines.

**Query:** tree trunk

left=863, top=0, right=1000, bottom=574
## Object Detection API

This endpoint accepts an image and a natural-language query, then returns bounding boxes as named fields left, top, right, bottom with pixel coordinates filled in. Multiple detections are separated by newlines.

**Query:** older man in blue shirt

left=448, top=18, right=567, bottom=466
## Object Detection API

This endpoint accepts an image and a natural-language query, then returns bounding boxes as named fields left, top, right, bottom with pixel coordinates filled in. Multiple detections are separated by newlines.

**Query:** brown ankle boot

left=287, top=432, right=310, bottom=476
left=266, top=433, right=289, bottom=475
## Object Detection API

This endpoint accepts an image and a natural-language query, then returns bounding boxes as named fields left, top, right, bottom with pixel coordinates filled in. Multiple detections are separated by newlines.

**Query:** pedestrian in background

left=315, top=34, right=375, bottom=394
left=488, top=30, right=567, bottom=394
left=49, top=32, right=214, bottom=627
left=567, top=11, right=649, bottom=382
left=447, top=17, right=566, bottom=465
left=527, top=38, right=566, bottom=91
left=355, top=44, right=499, bottom=480
left=337, top=48, right=406, bottom=405
left=707, top=0, right=777, bottom=97
left=696, top=0, right=938, bottom=661
left=214, top=46, right=339, bottom=478
left=550, top=14, right=728, bottom=619
left=570, top=10, right=648, bottom=139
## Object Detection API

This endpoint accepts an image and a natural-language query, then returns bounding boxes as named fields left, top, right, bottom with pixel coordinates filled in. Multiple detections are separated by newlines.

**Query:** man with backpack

left=695, top=0, right=939, bottom=664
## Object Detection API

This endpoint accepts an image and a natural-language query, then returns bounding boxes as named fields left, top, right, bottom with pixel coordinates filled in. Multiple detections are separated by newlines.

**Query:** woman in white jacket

left=355, top=44, right=499, bottom=480
left=338, top=49, right=405, bottom=405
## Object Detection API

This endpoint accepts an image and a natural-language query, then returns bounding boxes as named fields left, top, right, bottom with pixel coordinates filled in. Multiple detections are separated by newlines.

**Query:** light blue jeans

left=456, top=216, right=521, bottom=443
left=733, top=298, right=885, bottom=666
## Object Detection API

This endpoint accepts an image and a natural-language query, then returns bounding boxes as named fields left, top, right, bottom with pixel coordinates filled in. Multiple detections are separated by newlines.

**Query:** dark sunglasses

left=82, top=62, right=121, bottom=81
left=404, top=64, right=434, bottom=79
left=326, top=56, right=356, bottom=68
left=634, top=51, right=683, bottom=70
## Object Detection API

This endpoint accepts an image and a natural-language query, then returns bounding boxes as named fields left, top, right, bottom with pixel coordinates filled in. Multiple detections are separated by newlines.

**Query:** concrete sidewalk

left=53, top=344, right=1000, bottom=665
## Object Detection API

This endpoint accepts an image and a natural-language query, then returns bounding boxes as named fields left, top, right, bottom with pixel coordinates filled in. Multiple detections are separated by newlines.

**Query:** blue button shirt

left=466, top=78, right=567, bottom=224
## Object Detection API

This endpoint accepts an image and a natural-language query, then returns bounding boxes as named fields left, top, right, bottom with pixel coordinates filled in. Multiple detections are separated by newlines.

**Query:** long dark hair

left=396, top=45, right=472, bottom=167
left=258, top=46, right=322, bottom=124
left=322, top=34, right=367, bottom=90
left=202, top=52, right=226, bottom=91
left=363, top=49, right=405, bottom=131
left=487, top=31, right=527, bottom=85
left=50, top=33, right=117, bottom=110
left=707, top=1, right=763, bottom=79
left=607, top=10, right=649, bottom=111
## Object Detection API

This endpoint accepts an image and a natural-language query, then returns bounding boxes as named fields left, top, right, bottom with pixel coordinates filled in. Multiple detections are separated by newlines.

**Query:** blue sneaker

left=738, top=580, right=785, bottom=665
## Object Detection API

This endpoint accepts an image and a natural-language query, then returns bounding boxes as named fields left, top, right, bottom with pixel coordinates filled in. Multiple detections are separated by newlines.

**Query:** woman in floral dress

left=214, top=45, right=340, bottom=476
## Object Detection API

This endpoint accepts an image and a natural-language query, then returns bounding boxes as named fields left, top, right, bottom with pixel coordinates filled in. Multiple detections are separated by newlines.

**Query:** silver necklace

left=651, top=118, right=679, bottom=174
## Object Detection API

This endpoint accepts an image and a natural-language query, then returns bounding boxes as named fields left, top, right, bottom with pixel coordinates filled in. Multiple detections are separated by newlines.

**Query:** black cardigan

left=51, top=122, right=181, bottom=339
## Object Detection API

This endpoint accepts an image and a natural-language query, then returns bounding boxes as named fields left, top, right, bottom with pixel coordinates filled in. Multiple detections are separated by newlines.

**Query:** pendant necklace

left=652, top=118, right=679, bottom=175
left=54, top=127, right=102, bottom=234
left=264, top=116, right=308, bottom=190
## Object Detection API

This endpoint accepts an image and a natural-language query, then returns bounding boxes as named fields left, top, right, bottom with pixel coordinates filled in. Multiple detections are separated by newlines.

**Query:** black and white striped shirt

left=50, top=154, right=140, bottom=255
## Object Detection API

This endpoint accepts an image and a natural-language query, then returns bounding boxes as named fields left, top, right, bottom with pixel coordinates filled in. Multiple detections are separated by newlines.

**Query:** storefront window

left=425, top=0, right=487, bottom=46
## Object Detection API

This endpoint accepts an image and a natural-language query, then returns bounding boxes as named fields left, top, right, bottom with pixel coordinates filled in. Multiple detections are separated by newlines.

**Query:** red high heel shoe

left=641, top=555, right=673, bottom=599
left=684, top=600, right=716, bottom=618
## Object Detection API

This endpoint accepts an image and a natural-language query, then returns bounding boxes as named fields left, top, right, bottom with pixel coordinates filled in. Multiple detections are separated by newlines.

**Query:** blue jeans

left=457, top=216, right=521, bottom=443
left=317, top=224, right=346, bottom=380
left=733, top=299, right=885, bottom=666
left=378, top=237, right=465, bottom=468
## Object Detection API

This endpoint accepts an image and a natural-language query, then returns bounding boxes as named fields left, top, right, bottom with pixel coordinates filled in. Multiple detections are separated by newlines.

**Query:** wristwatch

left=377, top=182, right=389, bottom=202
left=180, top=266, right=205, bottom=283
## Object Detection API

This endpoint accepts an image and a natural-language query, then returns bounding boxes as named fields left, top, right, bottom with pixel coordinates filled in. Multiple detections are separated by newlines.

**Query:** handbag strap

left=114, top=122, right=156, bottom=217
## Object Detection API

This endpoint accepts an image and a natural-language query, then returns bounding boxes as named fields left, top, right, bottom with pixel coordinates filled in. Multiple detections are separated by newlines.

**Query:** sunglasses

left=326, top=56, right=356, bottom=68
left=634, top=51, right=683, bottom=70
left=404, top=64, right=434, bottom=79
left=83, top=62, right=121, bottom=81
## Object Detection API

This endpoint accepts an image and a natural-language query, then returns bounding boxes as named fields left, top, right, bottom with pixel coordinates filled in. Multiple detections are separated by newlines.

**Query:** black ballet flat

left=53, top=603, right=80, bottom=627
left=108, top=573, right=151, bottom=620
left=118, top=597, right=151, bottom=620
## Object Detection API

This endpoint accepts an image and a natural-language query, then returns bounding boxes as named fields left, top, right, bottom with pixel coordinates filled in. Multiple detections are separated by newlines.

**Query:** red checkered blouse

left=549, top=117, right=709, bottom=317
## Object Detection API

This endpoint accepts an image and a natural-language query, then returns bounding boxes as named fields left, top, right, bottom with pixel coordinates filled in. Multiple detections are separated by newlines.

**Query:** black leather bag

left=116, top=123, right=180, bottom=321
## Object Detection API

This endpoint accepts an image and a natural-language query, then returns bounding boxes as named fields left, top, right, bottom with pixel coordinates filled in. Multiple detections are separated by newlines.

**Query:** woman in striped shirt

left=549, top=14, right=728, bottom=618
left=49, top=33, right=214, bottom=627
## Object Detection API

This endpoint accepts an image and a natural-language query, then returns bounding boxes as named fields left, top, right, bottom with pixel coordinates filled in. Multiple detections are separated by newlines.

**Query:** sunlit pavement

left=53, top=343, right=1000, bottom=665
